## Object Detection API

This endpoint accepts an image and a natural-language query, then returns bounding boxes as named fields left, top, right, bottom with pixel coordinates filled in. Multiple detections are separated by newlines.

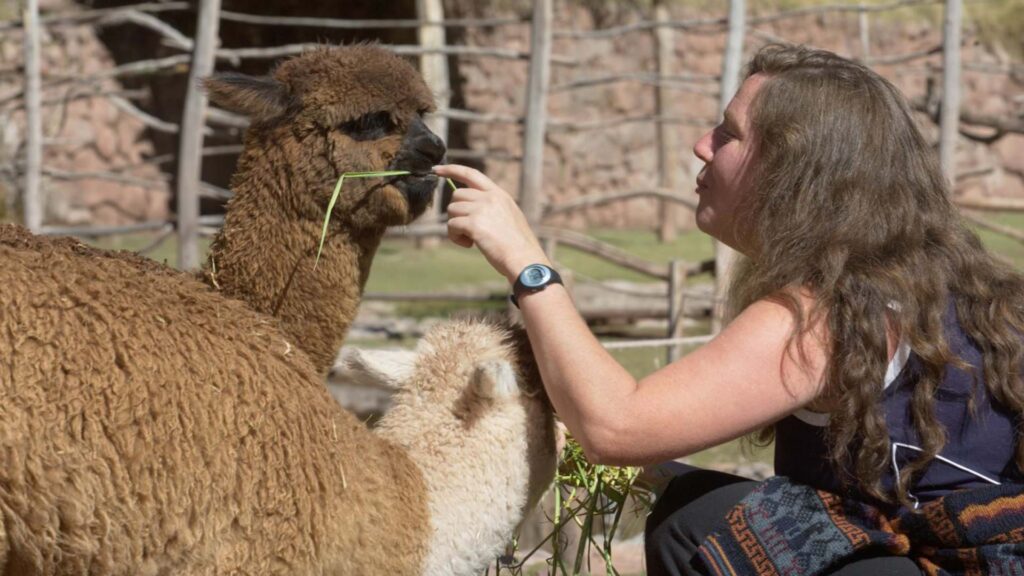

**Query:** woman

left=433, top=44, right=1023, bottom=575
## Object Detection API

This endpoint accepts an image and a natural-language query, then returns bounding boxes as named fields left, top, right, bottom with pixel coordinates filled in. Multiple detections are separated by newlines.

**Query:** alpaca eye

left=339, top=111, right=394, bottom=141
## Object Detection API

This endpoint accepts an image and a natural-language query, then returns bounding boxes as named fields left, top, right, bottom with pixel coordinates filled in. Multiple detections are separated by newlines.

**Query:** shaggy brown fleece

left=0, top=224, right=429, bottom=575
left=0, top=224, right=177, bottom=278
left=202, top=45, right=440, bottom=374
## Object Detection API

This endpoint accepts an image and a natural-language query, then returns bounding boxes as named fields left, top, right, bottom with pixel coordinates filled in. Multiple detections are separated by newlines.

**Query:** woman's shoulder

left=738, top=287, right=829, bottom=355
left=713, top=290, right=831, bottom=404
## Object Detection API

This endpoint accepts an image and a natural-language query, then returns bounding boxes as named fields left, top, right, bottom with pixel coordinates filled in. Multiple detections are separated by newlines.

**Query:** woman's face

left=693, top=74, right=766, bottom=253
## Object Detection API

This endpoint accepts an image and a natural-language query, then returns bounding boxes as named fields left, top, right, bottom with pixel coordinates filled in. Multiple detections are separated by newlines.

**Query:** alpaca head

left=336, top=320, right=560, bottom=512
left=205, top=45, right=446, bottom=229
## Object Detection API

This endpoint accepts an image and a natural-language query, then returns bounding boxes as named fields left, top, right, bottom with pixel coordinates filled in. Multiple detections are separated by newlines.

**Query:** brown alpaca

left=0, top=224, right=557, bottom=575
left=201, top=45, right=446, bottom=374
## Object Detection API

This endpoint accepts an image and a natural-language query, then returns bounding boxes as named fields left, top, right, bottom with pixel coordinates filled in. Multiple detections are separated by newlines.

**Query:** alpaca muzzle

left=390, top=117, right=447, bottom=219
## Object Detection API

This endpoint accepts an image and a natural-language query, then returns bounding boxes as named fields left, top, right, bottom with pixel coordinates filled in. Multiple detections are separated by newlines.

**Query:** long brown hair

left=729, top=44, right=1024, bottom=507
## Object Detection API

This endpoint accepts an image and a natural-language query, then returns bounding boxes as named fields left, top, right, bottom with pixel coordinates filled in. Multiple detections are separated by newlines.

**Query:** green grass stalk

left=315, top=171, right=458, bottom=267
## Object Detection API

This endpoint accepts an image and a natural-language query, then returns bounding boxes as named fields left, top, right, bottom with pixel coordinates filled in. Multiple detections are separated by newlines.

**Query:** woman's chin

left=695, top=217, right=735, bottom=250
left=695, top=210, right=715, bottom=237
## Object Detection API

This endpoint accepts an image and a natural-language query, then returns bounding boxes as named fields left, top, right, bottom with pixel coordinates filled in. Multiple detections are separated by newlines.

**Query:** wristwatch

left=510, top=263, right=563, bottom=308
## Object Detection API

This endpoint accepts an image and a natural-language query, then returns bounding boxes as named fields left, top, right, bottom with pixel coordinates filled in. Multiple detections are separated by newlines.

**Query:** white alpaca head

left=335, top=347, right=519, bottom=404
left=335, top=320, right=553, bottom=441
left=334, top=320, right=560, bottom=576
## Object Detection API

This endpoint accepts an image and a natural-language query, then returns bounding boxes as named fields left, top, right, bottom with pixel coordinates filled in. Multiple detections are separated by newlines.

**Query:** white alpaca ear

left=471, top=360, right=518, bottom=400
left=333, top=348, right=418, bottom=390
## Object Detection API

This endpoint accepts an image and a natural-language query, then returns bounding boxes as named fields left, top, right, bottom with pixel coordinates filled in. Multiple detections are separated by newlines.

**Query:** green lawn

left=366, top=227, right=715, bottom=294
left=364, top=214, right=1024, bottom=294
left=79, top=215, right=1024, bottom=471
left=85, top=213, right=1024, bottom=284
left=971, top=212, right=1024, bottom=266
left=88, top=233, right=213, bottom=269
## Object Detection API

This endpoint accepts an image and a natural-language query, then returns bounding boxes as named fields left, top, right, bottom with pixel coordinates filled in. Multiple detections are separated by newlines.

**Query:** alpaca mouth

left=392, top=172, right=438, bottom=219
left=389, top=116, right=446, bottom=220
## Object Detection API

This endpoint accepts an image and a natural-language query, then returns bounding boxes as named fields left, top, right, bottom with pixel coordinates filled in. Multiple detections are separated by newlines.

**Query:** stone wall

left=4, top=1, right=1021, bottom=231
left=449, top=1, right=1024, bottom=229
left=0, top=1, right=169, bottom=227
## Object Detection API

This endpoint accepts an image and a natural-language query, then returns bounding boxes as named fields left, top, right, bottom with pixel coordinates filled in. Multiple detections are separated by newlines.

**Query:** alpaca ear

left=203, top=72, right=293, bottom=121
left=471, top=360, right=518, bottom=400
left=333, top=348, right=418, bottom=390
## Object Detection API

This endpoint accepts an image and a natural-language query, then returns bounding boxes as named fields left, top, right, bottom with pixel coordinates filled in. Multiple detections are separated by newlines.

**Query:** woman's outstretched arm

left=434, top=164, right=829, bottom=466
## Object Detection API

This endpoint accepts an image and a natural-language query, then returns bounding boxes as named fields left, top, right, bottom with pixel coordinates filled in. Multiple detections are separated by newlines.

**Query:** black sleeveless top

left=774, top=299, right=1023, bottom=509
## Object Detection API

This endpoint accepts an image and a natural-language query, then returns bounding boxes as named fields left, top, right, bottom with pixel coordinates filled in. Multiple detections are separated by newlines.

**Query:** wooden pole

left=176, top=0, right=221, bottom=270
left=518, top=0, right=553, bottom=225
left=654, top=0, right=680, bottom=243
left=23, top=0, right=43, bottom=232
left=667, top=259, right=687, bottom=363
left=939, top=0, right=962, bottom=187
left=859, top=11, right=871, bottom=60
left=712, top=0, right=745, bottom=333
left=416, top=0, right=449, bottom=249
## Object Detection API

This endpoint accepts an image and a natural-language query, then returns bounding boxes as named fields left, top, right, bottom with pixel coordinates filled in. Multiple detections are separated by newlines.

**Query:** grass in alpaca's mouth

left=316, top=171, right=458, bottom=268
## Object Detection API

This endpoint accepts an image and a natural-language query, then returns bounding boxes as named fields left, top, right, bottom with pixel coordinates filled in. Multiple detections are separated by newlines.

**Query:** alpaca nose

left=407, top=117, right=447, bottom=164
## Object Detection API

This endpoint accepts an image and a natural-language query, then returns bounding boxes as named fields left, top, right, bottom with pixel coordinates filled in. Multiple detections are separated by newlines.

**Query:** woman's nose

left=693, top=130, right=713, bottom=163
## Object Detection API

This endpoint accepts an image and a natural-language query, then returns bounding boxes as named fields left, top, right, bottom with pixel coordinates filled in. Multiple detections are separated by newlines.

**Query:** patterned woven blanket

left=696, top=477, right=1024, bottom=576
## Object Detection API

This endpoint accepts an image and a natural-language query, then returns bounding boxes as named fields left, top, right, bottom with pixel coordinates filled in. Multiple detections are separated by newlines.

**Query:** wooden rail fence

left=6, top=0, right=1024, bottom=352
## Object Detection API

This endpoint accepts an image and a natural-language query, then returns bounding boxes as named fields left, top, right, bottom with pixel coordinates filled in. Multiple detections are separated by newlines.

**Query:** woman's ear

left=203, top=72, right=294, bottom=122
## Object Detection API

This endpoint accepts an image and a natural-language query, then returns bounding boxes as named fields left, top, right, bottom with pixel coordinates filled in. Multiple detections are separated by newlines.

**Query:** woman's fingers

left=437, top=164, right=548, bottom=278
left=449, top=187, right=485, bottom=204
left=446, top=216, right=475, bottom=248
left=433, top=164, right=504, bottom=194
left=445, top=200, right=473, bottom=218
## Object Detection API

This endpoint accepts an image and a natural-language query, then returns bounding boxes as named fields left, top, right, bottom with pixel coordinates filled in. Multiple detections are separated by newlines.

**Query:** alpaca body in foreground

left=200, top=45, right=447, bottom=374
left=0, top=226, right=557, bottom=575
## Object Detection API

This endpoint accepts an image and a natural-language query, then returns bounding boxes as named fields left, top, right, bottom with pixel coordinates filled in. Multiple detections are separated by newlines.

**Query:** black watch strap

left=510, top=264, right=563, bottom=308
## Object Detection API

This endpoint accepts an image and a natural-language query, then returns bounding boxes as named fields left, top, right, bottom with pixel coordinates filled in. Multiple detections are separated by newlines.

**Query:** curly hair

left=728, top=44, right=1024, bottom=507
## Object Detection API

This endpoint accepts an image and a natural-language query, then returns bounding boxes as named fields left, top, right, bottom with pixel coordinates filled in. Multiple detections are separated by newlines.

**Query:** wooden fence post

left=416, top=0, right=449, bottom=249
left=712, top=0, right=745, bottom=333
left=176, top=0, right=221, bottom=270
left=22, top=0, right=43, bottom=232
left=939, top=0, right=962, bottom=186
left=859, top=10, right=871, bottom=60
left=667, top=259, right=687, bottom=363
left=654, top=0, right=680, bottom=243
left=518, top=0, right=553, bottom=225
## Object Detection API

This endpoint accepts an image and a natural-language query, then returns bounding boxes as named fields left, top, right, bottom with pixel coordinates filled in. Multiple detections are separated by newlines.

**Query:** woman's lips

left=695, top=166, right=708, bottom=193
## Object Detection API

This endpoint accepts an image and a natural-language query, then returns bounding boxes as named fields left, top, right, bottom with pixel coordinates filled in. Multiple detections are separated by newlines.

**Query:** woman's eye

left=712, top=126, right=734, bottom=146
left=339, top=112, right=394, bottom=141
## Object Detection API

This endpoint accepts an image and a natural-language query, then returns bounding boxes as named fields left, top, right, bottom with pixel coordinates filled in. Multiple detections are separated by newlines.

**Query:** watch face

left=522, top=264, right=552, bottom=288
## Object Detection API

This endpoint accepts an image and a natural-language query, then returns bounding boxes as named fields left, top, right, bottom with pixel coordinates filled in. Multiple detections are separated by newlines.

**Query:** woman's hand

left=432, top=164, right=550, bottom=282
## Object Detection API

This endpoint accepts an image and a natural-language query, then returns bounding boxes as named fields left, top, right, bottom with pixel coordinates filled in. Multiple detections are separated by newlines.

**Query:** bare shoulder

left=717, top=289, right=828, bottom=362
left=622, top=290, right=830, bottom=462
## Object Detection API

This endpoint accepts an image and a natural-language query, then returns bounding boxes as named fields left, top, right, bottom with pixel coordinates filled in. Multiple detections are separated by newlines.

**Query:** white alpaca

left=337, top=321, right=561, bottom=576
